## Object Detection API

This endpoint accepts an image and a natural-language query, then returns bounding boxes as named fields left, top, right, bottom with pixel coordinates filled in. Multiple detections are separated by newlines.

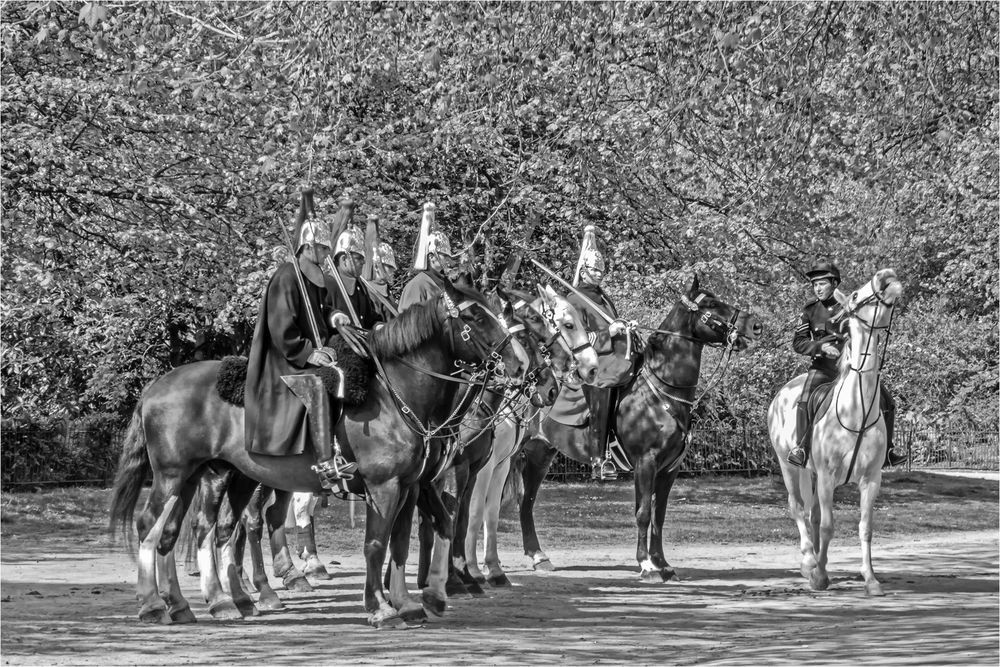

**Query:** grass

left=2, top=472, right=996, bottom=557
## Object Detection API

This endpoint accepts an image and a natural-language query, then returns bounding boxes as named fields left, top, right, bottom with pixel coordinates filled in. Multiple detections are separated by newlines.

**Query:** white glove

left=307, top=347, right=338, bottom=367
left=329, top=312, right=350, bottom=329
left=820, top=343, right=840, bottom=358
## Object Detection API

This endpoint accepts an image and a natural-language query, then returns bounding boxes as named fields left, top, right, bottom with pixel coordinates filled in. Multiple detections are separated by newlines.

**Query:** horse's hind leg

left=633, top=456, right=660, bottom=581
left=519, top=438, right=558, bottom=570
left=136, top=469, right=192, bottom=624
left=192, top=465, right=243, bottom=620
left=363, top=478, right=406, bottom=630
left=648, top=467, right=679, bottom=582
left=154, top=474, right=200, bottom=623
left=291, top=492, right=331, bottom=580
left=809, top=473, right=835, bottom=591
left=420, top=484, right=455, bottom=616
left=243, top=487, right=284, bottom=611
left=216, top=477, right=261, bottom=617
left=779, top=464, right=818, bottom=578
left=264, top=489, right=313, bottom=592
left=858, top=474, right=885, bottom=596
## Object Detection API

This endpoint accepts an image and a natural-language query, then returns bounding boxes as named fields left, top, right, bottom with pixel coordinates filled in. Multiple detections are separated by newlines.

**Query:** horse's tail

left=108, top=394, right=151, bottom=549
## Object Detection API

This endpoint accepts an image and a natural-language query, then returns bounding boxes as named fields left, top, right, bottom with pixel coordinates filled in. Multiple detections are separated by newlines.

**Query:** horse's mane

left=368, top=282, right=492, bottom=359
left=369, top=298, right=443, bottom=359
left=837, top=334, right=852, bottom=377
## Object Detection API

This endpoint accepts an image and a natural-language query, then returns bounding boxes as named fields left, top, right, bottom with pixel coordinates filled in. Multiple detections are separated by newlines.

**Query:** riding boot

left=585, top=386, right=614, bottom=480
left=304, top=383, right=357, bottom=487
left=787, top=401, right=811, bottom=468
left=881, top=404, right=906, bottom=467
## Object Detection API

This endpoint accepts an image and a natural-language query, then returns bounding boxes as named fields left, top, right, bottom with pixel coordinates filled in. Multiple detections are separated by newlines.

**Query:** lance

left=529, top=258, right=616, bottom=326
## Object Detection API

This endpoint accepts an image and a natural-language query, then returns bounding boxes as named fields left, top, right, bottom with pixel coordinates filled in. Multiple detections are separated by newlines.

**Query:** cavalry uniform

left=398, top=203, right=454, bottom=311
left=788, top=261, right=902, bottom=468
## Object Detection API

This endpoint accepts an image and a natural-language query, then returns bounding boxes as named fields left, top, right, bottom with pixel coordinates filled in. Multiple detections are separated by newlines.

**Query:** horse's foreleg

left=858, top=474, right=885, bottom=596
left=192, top=467, right=242, bottom=620
left=451, top=465, right=485, bottom=595
left=483, top=456, right=511, bottom=585
left=810, top=473, right=835, bottom=591
left=291, top=492, right=331, bottom=580
left=464, top=459, right=493, bottom=584
left=648, top=467, right=679, bottom=582
left=419, top=484, right=456, bottom=615
left=519, top=439, right=557, bottom=570
left=386, top=486, right=425, bottom=623
left=633, top=457, right=659, bottom=581
left=364, top=479, right=406, bottom=630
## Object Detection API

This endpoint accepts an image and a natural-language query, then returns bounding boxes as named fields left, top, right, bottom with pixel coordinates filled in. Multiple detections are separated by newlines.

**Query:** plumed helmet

left=334, top=225, right=365, bottom=258
left=375, top=242, right=397, bottom=270
left=413, top=203, right=455, bottom=270
left=294, top=215, right=333, bottom=252
left=805, top=260, right=841, bottom=284
left=573, top=224, right=605, bottom=285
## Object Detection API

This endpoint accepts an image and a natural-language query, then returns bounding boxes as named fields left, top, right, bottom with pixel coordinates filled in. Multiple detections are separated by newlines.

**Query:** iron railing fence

left=1, top=418, right=995, bottom=487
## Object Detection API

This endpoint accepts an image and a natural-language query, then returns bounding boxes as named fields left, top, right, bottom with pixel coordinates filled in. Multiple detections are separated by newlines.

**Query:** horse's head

left=494, top=286, right=560, bottom=407
left=674, top=274, right=762, bottom=351
left=439, top=278, right=528, bottom=383
left=833, top=268, right=903, bottom=362
left=533, top=283, right=600, bottom=385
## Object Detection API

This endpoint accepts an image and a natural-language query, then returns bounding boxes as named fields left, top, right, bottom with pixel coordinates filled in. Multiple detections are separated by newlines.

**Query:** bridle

left=526, top=298, right=596, bottom=382
left=832, top=274, right=900, bottom=484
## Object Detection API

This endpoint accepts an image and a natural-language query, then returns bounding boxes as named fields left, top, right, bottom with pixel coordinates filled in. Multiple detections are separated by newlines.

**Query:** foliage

left=1, top=2, right=996, bottom=427
left=0, top=413, right=124, bottom=485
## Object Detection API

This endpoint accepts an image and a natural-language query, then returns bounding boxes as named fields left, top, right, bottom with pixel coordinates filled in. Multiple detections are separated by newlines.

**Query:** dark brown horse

left=519, top=276, right=762, bottom=579
left=109, top=279, right=528, bottom=628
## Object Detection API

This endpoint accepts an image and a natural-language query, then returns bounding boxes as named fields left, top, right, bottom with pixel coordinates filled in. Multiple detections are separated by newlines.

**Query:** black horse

left=519, top=276, right=761, bottom=579
left=109, top=278, right=527, bottom=628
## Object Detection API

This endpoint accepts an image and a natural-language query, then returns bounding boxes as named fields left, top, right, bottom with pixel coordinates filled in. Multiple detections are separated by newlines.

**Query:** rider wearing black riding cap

left=786, top=260, right=907, bottom=469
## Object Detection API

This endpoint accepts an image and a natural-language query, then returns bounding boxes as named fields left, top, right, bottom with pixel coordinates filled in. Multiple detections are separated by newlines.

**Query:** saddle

left=217, top=336, right=374, bottom=408
left=803, top=381, right=837, bottom=435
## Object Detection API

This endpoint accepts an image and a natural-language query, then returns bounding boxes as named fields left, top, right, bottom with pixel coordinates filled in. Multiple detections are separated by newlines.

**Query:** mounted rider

left=244, top=191, right=358, bottom=489
left=786, top=260, right=907, bottom=469
left=326, top=198, right=384, bottom=331
left=359, top=213, right=400, bottom=318
left=397, top=203, right=457, bottom=311
left=565, top=225, right=634, bottom=479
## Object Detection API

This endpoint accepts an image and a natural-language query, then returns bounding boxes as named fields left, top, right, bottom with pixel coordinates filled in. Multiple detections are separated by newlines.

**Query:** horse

left=518, top=275, right=761, bottom=579
left=109, top=278, right=532, bottom=628
left=462, top=287, right=591, bottom=587
left=768, top=268, right=903, bottom=596
left=411, top=284, right=592, bottom=601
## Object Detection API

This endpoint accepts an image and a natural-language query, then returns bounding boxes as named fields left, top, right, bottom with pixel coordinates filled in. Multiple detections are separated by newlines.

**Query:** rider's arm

left=791, top=307, right=823, bottom=358
left=267, top=265, right=317, bottom=367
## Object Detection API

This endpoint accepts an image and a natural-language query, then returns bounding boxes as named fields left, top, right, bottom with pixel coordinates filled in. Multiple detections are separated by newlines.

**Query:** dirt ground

left=2, top=526, right=997, bottom=666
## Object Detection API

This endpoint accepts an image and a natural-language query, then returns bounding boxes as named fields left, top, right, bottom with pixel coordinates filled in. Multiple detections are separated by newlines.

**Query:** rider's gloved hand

left=329, top=311, right=351, bottom=329
left=820, top=343, right=840, bottom=358
left=307, top=347, right=338, bottom=367
left=609, top=319, right=635, bottom=337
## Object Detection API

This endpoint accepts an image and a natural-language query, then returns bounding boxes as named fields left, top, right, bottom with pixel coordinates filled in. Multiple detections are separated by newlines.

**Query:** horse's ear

left=535, top=282, right=553, bottom=307
left=690, top=273, right=700, bottom=292
left=833, top=288, right=849, bottom=308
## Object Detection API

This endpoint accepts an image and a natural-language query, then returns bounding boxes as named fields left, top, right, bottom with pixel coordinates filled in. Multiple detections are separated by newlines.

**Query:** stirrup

left=786, top=447, right=807, bottom=468
left=599, top=459, right=618, bottom=481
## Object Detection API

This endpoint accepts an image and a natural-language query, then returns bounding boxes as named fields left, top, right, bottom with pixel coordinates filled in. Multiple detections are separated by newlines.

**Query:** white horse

left=768, top=268, right=903, bottom=596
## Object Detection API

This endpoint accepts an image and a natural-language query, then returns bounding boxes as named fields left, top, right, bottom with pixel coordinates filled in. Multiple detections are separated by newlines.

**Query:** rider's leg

left=787, top=370, right=825, bottom=468
left=303, top=377, right=357, bottom=486
left=879, top=385, right=906, bottom=467
left=584, top=386, right=613, bottom=479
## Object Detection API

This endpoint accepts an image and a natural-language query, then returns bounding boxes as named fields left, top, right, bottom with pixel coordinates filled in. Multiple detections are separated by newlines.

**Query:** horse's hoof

left=532, top=558, right=555, bottom=572
left=472, top=574, right=488, bottom=586
left=399, top=605, right=428, bottom=624
left=809, top=572, right=831, bottom=591
left=865, top=582, right=886, bottom=597
left=168, top=603, right=198, bottom=624
left=257, top=590, right=284, bottom=611
left=138, top=604, right=171, bottom=625
left=487, top=573, right=511, bottom=587
left=638, top=568, right=661, bottom=582
left=421, top=589, right=447, bottom=617
left=208, top=598, right=244, bottom=620
left=445, top=579, right=472, bottom=597
left=284, top=575, right=314, bottom=593
left=233, top=598, right=260, bottom=617
left=304, top=556, right=332, bottom=580
left=660, top=567, right=677, bottom=582
left=368, top=608, right=406, bottom=630
left=465, top=580, right=486, bottom=597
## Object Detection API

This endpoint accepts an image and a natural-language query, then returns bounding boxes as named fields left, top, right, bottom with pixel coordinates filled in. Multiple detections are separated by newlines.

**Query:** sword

left=359, top=276, right=398, bottom=317
left=529, top=258, right=615, bottom=326
left=323, top=255, right=362, bottom=327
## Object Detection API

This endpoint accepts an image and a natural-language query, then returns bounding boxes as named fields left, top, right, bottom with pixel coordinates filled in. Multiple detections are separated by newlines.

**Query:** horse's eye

left=564, top=322, right=575, bottom=330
